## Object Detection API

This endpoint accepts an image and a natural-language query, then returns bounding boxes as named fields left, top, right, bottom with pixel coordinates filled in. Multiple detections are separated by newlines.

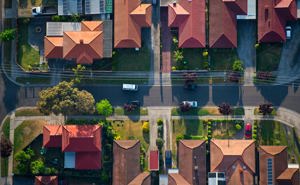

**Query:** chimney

left=80, top=39, right=84, bottom=44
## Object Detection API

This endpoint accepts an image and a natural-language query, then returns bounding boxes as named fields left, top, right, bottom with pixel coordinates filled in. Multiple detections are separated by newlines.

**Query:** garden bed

left=253, top=107, right=276, bottom=116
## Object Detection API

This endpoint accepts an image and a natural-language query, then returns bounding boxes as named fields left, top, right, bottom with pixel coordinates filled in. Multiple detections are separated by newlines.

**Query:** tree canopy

left=37, top=81, right=95, bottom=115
left=0, top=135, right=12, bottom=158
left=232, top=60, right=244, bottom=72
left=218, top=103, right=233, bottom=115
left=0, top=29, right=16, bottom=42
left=96, top=99, right=113, bottom=117
left=259, top=103, right=273, bottom=115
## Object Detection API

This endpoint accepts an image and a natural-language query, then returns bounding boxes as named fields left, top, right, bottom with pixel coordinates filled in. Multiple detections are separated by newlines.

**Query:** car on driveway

left=165, top=150, right=172, bottom=169
left=245, top=123, right=252, bottom=139
left=182, top=101, right=198, bottom=108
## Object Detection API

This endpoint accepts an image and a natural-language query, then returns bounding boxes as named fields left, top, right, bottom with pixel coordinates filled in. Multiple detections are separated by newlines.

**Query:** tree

left=0, top=29, right=16, bottom=41
left=180, top=102, right=191, bottom=112
left=156, top=138, right=164, bottom=150
left=37, top=81, right=95, bottom=115
left=142, top=121, right=149, bottom=133
left=218, top=103, right=233, bottom=116
left=72, top=64, right=86, bottom=83
left=259, top=103, right=273, bottom=115
left=30, top=160, right=45, bottom=175
left=0, top=135, right=12, bottom=158
left=96, top=99, right=113, bottom=116
left=15, top=148, right=34, bottom=174
left=173, top=50, right=184, bottom=62
left=232, top=60, right=244, bottom=72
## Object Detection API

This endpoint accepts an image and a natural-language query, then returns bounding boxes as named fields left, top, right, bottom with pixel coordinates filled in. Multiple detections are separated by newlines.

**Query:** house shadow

left=254, top=85, right=288, bottom=107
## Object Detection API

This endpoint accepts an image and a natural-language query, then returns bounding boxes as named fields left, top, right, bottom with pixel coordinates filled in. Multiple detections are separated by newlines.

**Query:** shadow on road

left=255, top=85, right=288, bottom=106
left=212, top=85, right=243, bottom=106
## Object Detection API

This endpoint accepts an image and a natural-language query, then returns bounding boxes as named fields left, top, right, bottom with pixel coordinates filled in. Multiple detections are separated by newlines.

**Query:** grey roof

left=237, top=0, right=256, bottom=20
left=46, top=22, right=81, bottom=36
left=58, top=0, right=83, bottom=15
left=85, top=0, right=105, bottom=14
left=103, top=20, right=112, bottom=58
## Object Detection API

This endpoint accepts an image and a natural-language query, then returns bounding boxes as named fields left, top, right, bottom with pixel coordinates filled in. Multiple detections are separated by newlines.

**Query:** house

left=44, top=20, right=112, bottom=64
left=168, top=140, right=206, bottom=185
left=259, top=146, right=300, bottom=185
left=58, top=0, right=112, bottom=15
left=210, top=139, right=256, bottom=185
left=113, top=140, right=150, bottom=185
left=42, top=125, right=102, bottom=170
left=209, top=0, right=247, bottom=48
left=168, top=0, right=206, bottom=48
left=35, top=176, right=58, bottom=185
left=258, top=0, right=297, bottom=43
left=149, top=150, right=159, bottom=171
left=114, top=0, right=152, bottom=48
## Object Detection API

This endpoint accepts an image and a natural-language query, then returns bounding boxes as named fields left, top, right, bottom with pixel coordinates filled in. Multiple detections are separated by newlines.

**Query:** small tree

left=96, top=99, right=113, bottom=116
left=142, top=121, right=149, bottom=133
left=0, top=29, right=16, bottom=41
left=0, top=135, right=13, bottom=158
left=218, top=103, right=233, bottom=116
left=259, top=103, right=273, bottom=115
left=173, top=50, right=184, bottom=62
left=156, top=138, right=164, bottom=150
left=72, top=64, right=86, bottom=83
left=15, top=148, right=34, bottom=174
left=232, top=60, right=244, bottom=72
left=30, top=160, right=45, bottom=175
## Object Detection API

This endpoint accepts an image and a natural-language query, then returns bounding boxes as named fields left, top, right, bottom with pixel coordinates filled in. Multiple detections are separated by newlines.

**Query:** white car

left=122, top=84, right=138, bottom=91
left=182, top=101, right=198, bottom=108
left=286, top=26, right=291, bottom=40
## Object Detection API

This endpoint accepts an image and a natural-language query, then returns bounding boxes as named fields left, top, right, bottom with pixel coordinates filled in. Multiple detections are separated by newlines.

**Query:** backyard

left=17, top=19, right=40, bottom=71
left=257, top=120, right=300, bottom=163
left=112, top=47, right=151, bottom=71
left=256, top=43, right=282, bottom=72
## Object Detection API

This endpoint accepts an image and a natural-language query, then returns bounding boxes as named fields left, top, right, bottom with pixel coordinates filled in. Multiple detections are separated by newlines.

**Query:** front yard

left=171, top=107, right=245, bottom=116
left=256, top=43, right=282, bottom=72
left=17, top=19, right=40, bottom=71
left=209, top=48, right=239, bottom=70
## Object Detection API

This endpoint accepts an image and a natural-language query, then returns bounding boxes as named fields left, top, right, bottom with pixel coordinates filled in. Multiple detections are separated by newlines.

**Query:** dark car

left=131, top=100, right=140, bottom=107
left=245, top=123, right=252, bottom=139
left=165, top=150, right=172, bottom=169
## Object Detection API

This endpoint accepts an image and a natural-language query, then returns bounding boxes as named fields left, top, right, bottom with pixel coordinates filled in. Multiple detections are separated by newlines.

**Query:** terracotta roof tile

left=35, top=176, right=58, bottom=185
left=128, top=172, right=151, bottom=185
left=43, top=125, right=62, bottom=148
left=168, top=173, right=190, bottom=185
left=114, top=0, right=152, bottom=48
left=209, top=0, right=247, bottom=48
left=277, top=168, right=299, bottom=180
left=168, top=0, right=206, bottom=48
left=259, top=145, right=287, bottom=155
left=44, top=37, right=63, bottom=58
left=81, top=21, right=103, bottom=31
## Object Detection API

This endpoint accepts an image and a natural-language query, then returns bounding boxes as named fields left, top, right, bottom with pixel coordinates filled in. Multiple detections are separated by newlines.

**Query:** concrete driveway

left=28, top=17, right=50, bottom=50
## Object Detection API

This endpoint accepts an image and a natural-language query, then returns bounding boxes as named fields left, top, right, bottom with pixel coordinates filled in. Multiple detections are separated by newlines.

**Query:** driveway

left=276, top=21, right=300, bottom=84
left=28, top=17, right=50, bottom=50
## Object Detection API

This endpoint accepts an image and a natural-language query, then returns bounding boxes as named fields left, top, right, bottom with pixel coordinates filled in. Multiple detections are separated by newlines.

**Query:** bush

left=142, top=121, right=149, bottom=133
left=173, top=50, right=184, bottom=62
left=30, top=160, right=45, bottom=175
left=156, top=138, right=164, bottom=149
left=172, top=66, right=177, bottom=71
left=96, top=99, right=113, bottom=116
left=176, top=134, right=184, bottom=142
left=202, top=51, right=208, bottom=57
left=0, top=29, right=16, bottom=41
left=232, top=60, right=244, bottom=72
left=252, top=134, right=257, bottom=139
left=157, top=119, right=163, bottom=126
left=15, top=148, right=34, bottom=174
left=202, top=61, right=209, bottom=70
left=235, top=124, right=242, bottom=130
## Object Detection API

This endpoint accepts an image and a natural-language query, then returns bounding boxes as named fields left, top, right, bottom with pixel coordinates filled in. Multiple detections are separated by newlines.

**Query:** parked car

left=182, top=101, right=198, bottom=108
left=122, top=84, right=138, bottom=91
left=286, top=26, right=292, bottom=40
left=131, top=100, right=140, bottom=107
left=32, top=6, right=57, bottom=16
left=244, top=123, right=252, bottom=139
left=165, top=150, right=172, bottom=169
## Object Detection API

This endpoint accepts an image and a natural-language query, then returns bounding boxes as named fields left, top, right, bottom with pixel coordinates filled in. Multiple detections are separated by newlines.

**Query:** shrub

left=96, top=99, right=113, bottom=116
left=30, top=160, right=45, bottom=175
left=176, top=134, right=184, bottom=142
left=202, top=61, right=209, bottom=70
left=172, top=66, right=177, bottom=71
left=255, top=43, right=259, bottom=48
left=202, top=51, right=208, bottom=57
left=142, top=121, right=150, bottom=133
left=235, top=124, right=242, bottom=130
left=157, top=119, right=163, bottom=126
left=173, top=50, right=184, bottom=62
left=252, top=134, right=257, bottom=139
left=232, top=60, right=244, bottom=72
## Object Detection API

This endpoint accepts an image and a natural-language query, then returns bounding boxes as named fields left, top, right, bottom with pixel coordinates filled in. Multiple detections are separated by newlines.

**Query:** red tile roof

left=44, top=21, right=104, bottom=64
left=62, top=125, right=101, bottom=152
left=277, top=168, right=300, bottom=185
left=168, top=173, right=190, bottom=185
left=75, top=152, right=101, bottom=170
left=209, top=0, right=247, bottom=48
left=149, top=150, right=159, bottom=171
left=128, top=172, right=151, bottom=185
left=258, top=0, right=297, bottom=43
left=168, top=0, right=206, bottom=48
left=43, top=125, right=62, bottom=148
left=35, top=176, right=58, bottom=185
left=210, top=140, right=255, bottom=185
left=114, top=0, right=152, bottom=48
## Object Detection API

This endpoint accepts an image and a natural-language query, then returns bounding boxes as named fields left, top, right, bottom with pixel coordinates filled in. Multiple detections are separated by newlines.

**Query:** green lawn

left=1, top=117, right=10, bottom=177
left=15, top=108, right=45, bottom=117
left=257, top=120, right=300, bottom=163
left=114, top=107, right=148, bottom=116
left=209, top=48, right=239, bottom=70
left=256, top=43, right=282, bottom=72
left=112, top=47, right=151, bottom=71
left=80, top=77, right=148, bottom=85
left=172, top=48, right=208, bottom=70
left=14, top=120, right=46, bottom=153
left=211, top=120, right=244, bottom=139
left=17, top=20, right=40, bottom=71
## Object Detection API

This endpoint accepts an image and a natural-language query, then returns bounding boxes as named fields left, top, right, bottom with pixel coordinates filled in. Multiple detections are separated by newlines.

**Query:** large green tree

left=0, top=29, right=16, bottom=41
left=37, top=81, right=95, bottom=115
left=15, top=148, right=34, bottom=174
left=96, top=99, right=113, bottom=117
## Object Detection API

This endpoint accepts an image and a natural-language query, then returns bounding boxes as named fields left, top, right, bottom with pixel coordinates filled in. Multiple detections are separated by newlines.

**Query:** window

left=267, top=158, right=273, bottom=185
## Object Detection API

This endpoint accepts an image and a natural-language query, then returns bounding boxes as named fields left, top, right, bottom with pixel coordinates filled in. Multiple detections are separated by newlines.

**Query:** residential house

left=210, top=139, right=256, bottom=185
left=44, top=20, right=112, bottom=64
left=259, top=145, right=300, bottom=185
left=113, top=140, right=150, bottom=185
left=114, top=0, right=152, bottom=48
left=168, top=0, right=206, bottom=48
left=58, top=0, right=112, bottom=15
left=35, top=176, right=58, bottom=185
left=43, top=125, right=102, bottom=170
left=209, top=0, right=247, bottom=48
left=168, top=140, right=206, bottom=185
left=258, top=0, right=297, bottom=43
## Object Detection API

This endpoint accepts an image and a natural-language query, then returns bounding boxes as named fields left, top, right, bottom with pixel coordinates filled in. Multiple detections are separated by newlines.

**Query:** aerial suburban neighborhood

left=1, top=0, right=300, bottom=184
